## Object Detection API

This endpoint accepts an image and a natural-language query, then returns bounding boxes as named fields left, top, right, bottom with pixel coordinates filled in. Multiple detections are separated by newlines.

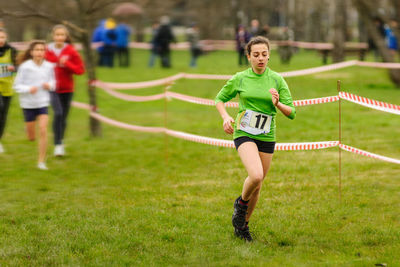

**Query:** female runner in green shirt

left=215, top=36, right=296, bottom=242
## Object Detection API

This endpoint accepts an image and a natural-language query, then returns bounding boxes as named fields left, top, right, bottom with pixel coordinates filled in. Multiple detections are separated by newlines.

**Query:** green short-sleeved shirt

left=215, top=67, right=296, bottom=142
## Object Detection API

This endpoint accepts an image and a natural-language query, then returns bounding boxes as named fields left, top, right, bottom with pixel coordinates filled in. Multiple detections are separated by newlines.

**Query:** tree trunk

left=231, top=0, right=240, bottom=29
left=293, top=0, right=305, bottom=40
left=367, top=23, right=400, bottom=87
left=309, top=5, right=323, bottom=42
left=332, top=0, right=346, bottom=62
left=390, top=0, right=400, bottom=46
left=354, top=0, right=400, bottom=87
left=81, top=32, right=102, bottom=136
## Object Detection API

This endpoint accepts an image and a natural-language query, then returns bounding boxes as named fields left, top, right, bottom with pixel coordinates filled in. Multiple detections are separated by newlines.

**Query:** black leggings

left=117, top=47, right=130, bottom=67
left=0, top=95, right=11, bottom=139
left=238, top=48, right=247, bottom=66
left=51, top=92, right=73, bottom=145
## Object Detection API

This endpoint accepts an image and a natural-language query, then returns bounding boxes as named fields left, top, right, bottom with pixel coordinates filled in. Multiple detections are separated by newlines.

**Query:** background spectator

left=236, top=25, right=251, bottom=66
left=154, top=16, right=175, bottom=68
left=186, top=23, right=201, bottom=68
left=115, top=22, right=132, bottom=67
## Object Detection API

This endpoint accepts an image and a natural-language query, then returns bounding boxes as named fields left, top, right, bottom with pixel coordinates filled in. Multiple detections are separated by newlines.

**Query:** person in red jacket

left=45, top=24, right=85, bottom=156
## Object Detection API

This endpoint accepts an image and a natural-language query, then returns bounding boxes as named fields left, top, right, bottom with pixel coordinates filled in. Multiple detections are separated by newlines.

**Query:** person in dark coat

left=186, top=23, right=201, bottom=67
left=148, top=22, right=160, bottom=67
left=236, top=25, right=251, bottom=66
left=259, top=24, right=270, bottom=38
left=154, top=16, right=175, bottom=68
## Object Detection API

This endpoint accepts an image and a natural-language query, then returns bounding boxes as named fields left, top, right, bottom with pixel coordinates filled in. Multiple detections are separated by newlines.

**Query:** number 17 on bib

left=238, top=109, right=272, bottom=135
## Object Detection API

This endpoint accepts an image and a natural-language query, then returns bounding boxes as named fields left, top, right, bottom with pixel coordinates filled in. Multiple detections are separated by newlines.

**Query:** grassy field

left=0, top=48, right=399, bottom=266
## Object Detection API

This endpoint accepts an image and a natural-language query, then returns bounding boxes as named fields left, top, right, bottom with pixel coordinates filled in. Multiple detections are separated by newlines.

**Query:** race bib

left=238, top=109, right=272, bottom=135
left=0, top=64, right=12, bottom=78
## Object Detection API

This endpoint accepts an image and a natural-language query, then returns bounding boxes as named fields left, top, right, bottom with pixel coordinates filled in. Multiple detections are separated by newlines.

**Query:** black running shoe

left=234, top=225, right=253, bottom=242
left=232, top=196, right=248, bottom=229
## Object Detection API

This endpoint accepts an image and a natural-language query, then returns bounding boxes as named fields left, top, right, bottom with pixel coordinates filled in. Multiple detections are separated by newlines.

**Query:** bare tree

left=332, top=0, right=347, bottom=62
left=353, top=0, right=400, bottom=87
left=389, top=0, right=400, bottom=44
left=293, top=0, right=307, bottom=40
left=0, top=0, right=130, bottom=136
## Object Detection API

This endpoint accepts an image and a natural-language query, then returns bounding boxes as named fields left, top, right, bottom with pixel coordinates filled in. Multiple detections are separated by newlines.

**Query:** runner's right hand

left=59, top=56, right=68, bottom=66
left=223, top=116, right=235, bottom=134
left=269, top=88, right=279, bottom=106
left=42, top=83, right=51, bottom=90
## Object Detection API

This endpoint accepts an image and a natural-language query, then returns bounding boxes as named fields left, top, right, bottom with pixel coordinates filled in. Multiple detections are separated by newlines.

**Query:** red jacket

left=45, top=43, right=85, bottom=93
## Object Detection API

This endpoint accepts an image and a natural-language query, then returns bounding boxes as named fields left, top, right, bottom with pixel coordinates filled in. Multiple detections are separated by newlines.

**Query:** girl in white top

left=13, top=41, right=55, bottom=170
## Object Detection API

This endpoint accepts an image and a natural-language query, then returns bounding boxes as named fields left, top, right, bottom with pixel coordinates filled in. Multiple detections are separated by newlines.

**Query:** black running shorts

left=234, top=136, right=276, bottom=154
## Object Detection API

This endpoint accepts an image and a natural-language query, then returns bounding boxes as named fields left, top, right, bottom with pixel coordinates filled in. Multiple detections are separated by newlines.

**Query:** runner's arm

left=216, top=102, right=235, bottom=134
left=277, top=76, right=296, bottom=119
left=215, top=74, right=238, bottom=134
left=275, top=101, right=293, bottom=117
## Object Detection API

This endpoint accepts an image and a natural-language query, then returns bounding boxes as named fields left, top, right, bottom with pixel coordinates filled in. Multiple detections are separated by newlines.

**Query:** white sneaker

left=0, top=142, right=4, bottom=153
left=54, top=144, right=65, bottom=156
left=37, top=162, right=48, bottom=170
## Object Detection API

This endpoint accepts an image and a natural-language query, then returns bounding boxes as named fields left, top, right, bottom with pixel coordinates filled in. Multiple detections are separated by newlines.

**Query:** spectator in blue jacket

left=385, top=19, right=399, bottom=60
left=115, top=23, right=132, bottom=67
left=92, top=20, right=106, bottom=66
left=101, top=18, right=118, bottom=67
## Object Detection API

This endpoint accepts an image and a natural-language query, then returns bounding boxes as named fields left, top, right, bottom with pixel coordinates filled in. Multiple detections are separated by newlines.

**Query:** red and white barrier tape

left=71, top=101, right=399, bottom=164
left=167, top=91, right=223, bottom=106
left=290, top=41, right=333, bottom=50
left=93, top=60, right=400, bottom=90
left=339, top=144, right=400, bottom=165
left=10, top=40, right=368, bottom=52
left=93, top=73, right=184, bottom=90
left=293, top=95, right=339, bottom=106
left=182, top=60, right=394, bottom=79
left=357, top=61, right=400, bottom=69
left=168, top=91, right=240, bottom=107
left=166, top=92, right=340, bottom=107
left=339, top=92, right=400, bottom=115
left=275, top=141, right=339, bottom=151
left=128, top=40, right=368, bottom=51
left=129, top=42, right=191, bottom=50
left=280, top=60, right=358, bottom=77
left=165, top=129, right=235, bottom=148
left=98, top=85, right=340, bottom=107
left=89, top=111, right=165, bottom=133
left=99, top=85, right=399, bottom=115
left=71, top=101, right=91, bottom=110
left=183, top=73, right=233, bottom=80
left=102, top=86, right=166, bottom=102
left=166, top=130, right=339, bottom=150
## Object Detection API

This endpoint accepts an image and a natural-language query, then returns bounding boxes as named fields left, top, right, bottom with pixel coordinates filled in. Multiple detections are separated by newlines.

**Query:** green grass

left=0, top=48, right=399, bottom=266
